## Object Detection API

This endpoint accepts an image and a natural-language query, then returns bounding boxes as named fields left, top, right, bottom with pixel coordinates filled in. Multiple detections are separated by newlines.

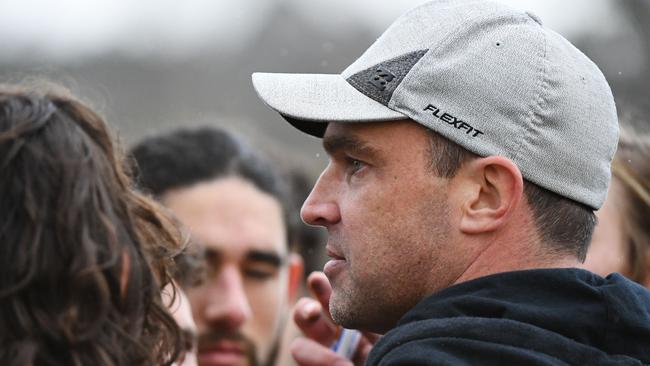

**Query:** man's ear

left=287, top=253, right=304, bottom=303
left=458, top=156, right=524, bottom=234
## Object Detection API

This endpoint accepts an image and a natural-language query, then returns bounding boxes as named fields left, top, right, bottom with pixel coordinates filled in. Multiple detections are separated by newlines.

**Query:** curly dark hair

left=0, top=83, right=183, bottom=366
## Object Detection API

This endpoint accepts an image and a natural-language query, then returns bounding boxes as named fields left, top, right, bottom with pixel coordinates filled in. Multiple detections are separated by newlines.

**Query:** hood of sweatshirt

left=367, top=268, right=650, bottom=365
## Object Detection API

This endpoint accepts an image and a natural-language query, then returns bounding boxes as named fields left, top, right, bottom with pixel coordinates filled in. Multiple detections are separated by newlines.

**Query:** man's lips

left=326, top=246, right=345, bottom=260
left=198, top=340, right=245, bottom=366
left=324, top=246, right=347, bottom=278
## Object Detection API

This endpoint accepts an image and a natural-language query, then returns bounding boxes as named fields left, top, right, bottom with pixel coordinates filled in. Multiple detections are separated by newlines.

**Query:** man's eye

left=347, top=158, right=366, bottom=175
left=243, top=268, right=276, bottom=280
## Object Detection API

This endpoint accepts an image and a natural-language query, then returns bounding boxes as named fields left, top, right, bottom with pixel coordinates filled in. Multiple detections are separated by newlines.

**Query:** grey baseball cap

left=252, top=0, right=618, bottom=209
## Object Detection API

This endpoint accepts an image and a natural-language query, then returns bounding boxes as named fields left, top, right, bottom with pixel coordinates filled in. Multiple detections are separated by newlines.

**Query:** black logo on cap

left=368, top=67, right=396, bottom=91
left=424, top=104, right=484, bottom=138
left=347, top=50, right=428, bottom=106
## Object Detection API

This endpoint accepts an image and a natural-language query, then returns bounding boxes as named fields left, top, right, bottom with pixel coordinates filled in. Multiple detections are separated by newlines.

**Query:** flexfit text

left=423, top=104, right=484, bottom=138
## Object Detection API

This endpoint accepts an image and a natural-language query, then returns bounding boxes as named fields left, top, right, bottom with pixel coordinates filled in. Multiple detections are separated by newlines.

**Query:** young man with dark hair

left=252, top=0, right=650, bottom=364
left=131, top=127, right=303, bottom=366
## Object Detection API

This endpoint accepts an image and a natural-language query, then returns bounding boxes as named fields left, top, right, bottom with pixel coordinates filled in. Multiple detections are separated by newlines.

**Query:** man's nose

left=300, top=169, right=341, bottom=227
left=204, top=264, right=252, bottom=331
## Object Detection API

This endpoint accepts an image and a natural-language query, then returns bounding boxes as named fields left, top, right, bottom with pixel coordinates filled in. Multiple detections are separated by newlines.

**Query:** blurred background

left=1, top=0, right=647, bottom=278
left=1, top=0, right=648, bottom=175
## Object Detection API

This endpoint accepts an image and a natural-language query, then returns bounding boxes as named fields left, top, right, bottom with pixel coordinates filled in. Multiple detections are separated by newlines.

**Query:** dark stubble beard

left=197, top=331, right=258, bottom=366
left=198, top=311, right=287, bottom=366
left=330, top=195, right=451, bottom=334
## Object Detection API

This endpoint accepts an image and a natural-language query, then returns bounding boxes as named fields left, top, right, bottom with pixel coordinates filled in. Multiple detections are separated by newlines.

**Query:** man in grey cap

left=253, top=0, right=650, bottom=364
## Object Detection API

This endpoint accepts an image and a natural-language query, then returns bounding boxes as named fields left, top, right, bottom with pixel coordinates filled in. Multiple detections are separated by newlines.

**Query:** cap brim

left=252, top=72, right=406, bottom=137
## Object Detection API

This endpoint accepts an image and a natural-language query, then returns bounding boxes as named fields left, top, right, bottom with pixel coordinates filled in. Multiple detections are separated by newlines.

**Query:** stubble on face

left=321, top=122, right=457, bottom=334
left=329, top=193, right=451, bottom=333
left=194, top=303, right=286, bottom=366
left=197, top=330, right=258, bottom=366
left=162, top=178, right=289, bottom=366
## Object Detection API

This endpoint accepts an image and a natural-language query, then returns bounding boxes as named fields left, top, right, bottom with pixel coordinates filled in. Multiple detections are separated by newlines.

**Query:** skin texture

left=291, top=120, right=580, bottom=366
left=582, top=178, right=629, bottom=277
left=291, top=272, right=377, bottom=366
left=162, top=177, right=302, bottom=366
left=301, top=121, right=455, bottom=332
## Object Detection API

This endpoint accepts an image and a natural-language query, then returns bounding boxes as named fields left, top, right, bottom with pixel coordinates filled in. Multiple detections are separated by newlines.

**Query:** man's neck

left=452, top=220, right=581, bottom=286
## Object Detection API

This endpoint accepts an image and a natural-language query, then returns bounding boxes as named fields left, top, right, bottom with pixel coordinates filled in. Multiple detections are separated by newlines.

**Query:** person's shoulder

left=365, top=315, right=643, bottom=366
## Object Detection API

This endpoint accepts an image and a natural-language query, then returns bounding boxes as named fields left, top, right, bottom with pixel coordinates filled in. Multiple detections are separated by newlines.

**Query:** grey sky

left=0, top=0, right=622, bottom=62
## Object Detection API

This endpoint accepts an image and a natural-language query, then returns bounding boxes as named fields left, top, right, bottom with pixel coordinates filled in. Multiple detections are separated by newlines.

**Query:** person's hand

left=291, top=272, right=380, bottom=366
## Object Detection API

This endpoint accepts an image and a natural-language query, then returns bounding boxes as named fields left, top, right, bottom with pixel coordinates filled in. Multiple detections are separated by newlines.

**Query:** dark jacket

left=366, top=269, right=650, bottom=365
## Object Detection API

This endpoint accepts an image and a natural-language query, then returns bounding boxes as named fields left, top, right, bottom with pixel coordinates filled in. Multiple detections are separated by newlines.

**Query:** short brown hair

left=426, top=129, right=596, bottom=260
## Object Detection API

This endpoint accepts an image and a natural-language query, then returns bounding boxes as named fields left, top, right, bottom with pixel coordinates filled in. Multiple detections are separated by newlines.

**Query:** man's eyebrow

left=246, top=250, right=285, bottom=267
left=202, top=247, right=222, bottom=261
left=322, top=134, right=379, bottom=159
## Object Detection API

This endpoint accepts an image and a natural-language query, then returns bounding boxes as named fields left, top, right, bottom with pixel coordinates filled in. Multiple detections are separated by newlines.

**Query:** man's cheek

left=249, top=286, right=284, bottom=318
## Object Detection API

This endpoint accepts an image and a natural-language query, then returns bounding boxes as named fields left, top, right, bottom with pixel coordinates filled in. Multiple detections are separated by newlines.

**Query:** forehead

left=323, top=120, right=431, bottom=157
left=162, top=177, right=287, bottom=257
